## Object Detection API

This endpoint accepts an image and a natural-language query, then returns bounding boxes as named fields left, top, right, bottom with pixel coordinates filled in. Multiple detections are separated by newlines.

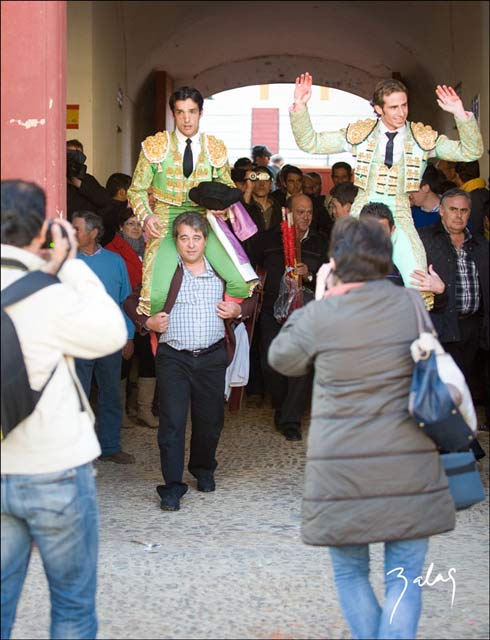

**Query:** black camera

left=67, top=149, right=87, bottom=181
left=41, top=220, right=71, bottom=250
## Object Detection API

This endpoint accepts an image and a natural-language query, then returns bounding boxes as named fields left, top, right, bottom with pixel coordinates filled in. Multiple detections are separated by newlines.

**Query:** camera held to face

left=248, top=171, right=271, bottom=182
left=67, top=149, right=87, bottom=181
left=41, top=220, right=71, bottom=251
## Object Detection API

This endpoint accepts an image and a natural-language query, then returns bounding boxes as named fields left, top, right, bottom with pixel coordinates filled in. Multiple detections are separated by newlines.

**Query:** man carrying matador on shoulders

left=289, top=73, right=484, bottom=309
left=128, top=86, right=259, bottom=316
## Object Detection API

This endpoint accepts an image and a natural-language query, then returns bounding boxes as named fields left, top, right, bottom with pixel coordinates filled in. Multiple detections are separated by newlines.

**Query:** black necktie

left=183, top=138, right=193, bottom=178
left=384, top=132, right=397, bottom=169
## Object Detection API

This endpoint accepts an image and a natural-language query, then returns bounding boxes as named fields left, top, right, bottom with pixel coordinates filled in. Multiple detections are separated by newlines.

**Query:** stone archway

left=176, top=54, right=379, bottom=102
left=65, top=0, right=488, bottom=181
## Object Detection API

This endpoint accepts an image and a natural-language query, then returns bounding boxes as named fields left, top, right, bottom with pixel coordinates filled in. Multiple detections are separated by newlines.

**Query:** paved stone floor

left=10, top=403, right=490, bottom=640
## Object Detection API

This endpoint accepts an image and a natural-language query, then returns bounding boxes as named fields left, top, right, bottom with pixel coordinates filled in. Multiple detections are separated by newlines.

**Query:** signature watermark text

left=386, top=562, right=456, bottom=623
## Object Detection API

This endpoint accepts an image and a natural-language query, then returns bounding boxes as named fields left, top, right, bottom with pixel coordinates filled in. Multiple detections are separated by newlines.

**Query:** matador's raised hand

left=435, top=85, right=467, bottom=120
left=292, top=72, right=313, bottom=110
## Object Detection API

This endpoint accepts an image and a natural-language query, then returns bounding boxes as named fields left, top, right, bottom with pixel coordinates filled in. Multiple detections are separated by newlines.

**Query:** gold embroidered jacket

left=128, top=131, right=235, bottom=223
left=290, top=108, right=483, bottom=195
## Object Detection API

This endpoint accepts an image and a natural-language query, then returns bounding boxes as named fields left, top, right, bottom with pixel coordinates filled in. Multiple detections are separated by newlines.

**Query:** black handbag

left=441, top=451, right=485, bottom=510
left=407, top=290, right=476, bottom=452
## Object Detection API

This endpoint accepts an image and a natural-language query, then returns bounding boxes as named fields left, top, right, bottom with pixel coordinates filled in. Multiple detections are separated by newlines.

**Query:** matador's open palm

left=435, top=85, right=466, bottom=119
left=293, top=72, right=313, bottom=108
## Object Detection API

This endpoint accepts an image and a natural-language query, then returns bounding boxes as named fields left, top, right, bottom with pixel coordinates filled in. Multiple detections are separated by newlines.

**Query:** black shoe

left=283, top=427, right=302, bottom=441
left=157, top=484, right=188, bottom=511
left=197, top=476, right=216, bottom=492
left=159, top=493, right=181, bottom=511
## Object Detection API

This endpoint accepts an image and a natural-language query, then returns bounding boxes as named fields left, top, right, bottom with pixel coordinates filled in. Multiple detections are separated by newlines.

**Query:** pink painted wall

left=1, top=1, right=66, bottom=219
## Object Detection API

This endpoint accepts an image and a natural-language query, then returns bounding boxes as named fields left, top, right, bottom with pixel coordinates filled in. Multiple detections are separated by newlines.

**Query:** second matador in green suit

left=128, top=86, right=255, bottom=316
left=290, top=74, right=484, bottom=309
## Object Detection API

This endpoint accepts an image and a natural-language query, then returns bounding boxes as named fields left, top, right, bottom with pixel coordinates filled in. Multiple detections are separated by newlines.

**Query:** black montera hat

left=189, top=181, right=243, bottom=210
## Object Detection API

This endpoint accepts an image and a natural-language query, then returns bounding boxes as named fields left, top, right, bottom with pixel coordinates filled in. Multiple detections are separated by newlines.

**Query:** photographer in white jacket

left=1, top=179, right=127, bottom=639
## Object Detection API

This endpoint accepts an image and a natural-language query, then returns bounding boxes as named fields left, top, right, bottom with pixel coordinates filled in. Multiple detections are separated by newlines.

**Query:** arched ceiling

left=121, top=0, right=455, bottom=117
left=177, top=55, right=380, bottom=102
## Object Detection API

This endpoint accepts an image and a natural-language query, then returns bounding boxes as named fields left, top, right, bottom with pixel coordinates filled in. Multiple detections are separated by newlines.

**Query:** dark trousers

left=443, top=315, right=482, bottom=385
left=75, top=351, right=122, bottom=456
left=444, top=314, right=487, bottom=458
left=155, top=342, right=227, bottom=492
left=121, top=332, right=155, bottom=379
left=260, top=311, right=312, bottom=429
left=246, top=321, right=264, bottom=397
left=478, top=348, right=490, bottom=424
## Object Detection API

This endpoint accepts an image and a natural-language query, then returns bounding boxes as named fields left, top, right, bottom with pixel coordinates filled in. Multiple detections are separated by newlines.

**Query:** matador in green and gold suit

left=290, top=107, right=483, bottom=308
left=128, top=131, right=255, bottom=315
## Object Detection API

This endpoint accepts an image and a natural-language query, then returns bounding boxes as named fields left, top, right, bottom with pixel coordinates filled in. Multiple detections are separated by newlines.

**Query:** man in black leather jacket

left=66, top=140, right=111, bottom=221
left=418, top=188, right=489, bottom=434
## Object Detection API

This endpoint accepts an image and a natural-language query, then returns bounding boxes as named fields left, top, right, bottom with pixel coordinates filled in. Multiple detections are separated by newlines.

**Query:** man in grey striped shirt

left=129, top=211, right=255, bottom=511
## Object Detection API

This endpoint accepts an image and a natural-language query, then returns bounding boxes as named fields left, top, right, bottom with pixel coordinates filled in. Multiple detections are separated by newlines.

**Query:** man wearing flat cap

left=252, top=145, right=273, bottom=169
left=128, top=86, right=257, bottom=317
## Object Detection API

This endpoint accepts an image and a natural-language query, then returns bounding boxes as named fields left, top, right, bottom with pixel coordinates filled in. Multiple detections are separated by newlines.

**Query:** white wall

left=201, top=84, right=373, bottom=168
left=66, top=1, right=94, bottom=171
left=67, top=0, right=132, bottom=184
left=69, top=1, right=488, bottom=181
left=92, top=0, right=129, bottom=183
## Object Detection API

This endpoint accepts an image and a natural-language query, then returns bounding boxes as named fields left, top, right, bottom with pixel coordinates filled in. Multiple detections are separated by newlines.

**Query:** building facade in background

left=200, top=84, right=373, bottom=169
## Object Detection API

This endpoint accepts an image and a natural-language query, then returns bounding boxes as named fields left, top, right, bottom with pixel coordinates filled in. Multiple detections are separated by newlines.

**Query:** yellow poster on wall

left=66, top=104, right=79, bottom=129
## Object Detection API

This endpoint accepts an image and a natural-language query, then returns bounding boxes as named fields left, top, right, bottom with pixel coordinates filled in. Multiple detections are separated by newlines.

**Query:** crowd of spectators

left=1, top=128, right=487, bottom=639
left=65, top=141, right=489, bottom=450
left=227, top=151, right=489, bottom=444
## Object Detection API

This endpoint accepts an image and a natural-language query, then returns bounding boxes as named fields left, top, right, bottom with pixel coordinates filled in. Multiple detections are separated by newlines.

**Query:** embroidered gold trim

left=366, top=138, right=377, bottom=151
left=354, top=176, right=368, bottom=190
left=407, top=181, right=421, bottom=192
left=205, top=135, right=228, bottom=168
left=136, top=297, right=151, bottom=316
left=133, top=201, right=147, bottom=224
left=410, top=122, right=438, bottom=151
left=248, top=279, right=262, bottom=296
left=421, top=291, right=435, bottom=311
left=141, top=132, right=170, bottom=163
left=346, top=119, right=377, bottom=145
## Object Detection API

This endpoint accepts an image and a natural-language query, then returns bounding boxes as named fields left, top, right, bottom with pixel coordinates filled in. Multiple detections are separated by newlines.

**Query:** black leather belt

left=179, top=338, right=225, bottom=358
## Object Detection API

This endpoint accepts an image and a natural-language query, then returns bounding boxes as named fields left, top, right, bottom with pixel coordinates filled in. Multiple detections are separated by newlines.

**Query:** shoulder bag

left=406, top=289, right=477, bottom=451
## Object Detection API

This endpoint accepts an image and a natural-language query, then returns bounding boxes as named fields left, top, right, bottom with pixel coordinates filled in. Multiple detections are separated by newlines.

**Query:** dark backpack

left=1, top=259, right=59, bottom=439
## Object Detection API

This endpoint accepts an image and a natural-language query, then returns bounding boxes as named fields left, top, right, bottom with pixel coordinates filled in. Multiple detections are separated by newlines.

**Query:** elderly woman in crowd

left=106, top=209, right=158, bottom=428
left=268, top=216, right=455, bottom=640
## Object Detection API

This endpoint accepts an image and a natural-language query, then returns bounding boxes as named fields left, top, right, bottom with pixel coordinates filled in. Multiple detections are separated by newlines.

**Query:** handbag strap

left=406, top=288, right=437, bottom=335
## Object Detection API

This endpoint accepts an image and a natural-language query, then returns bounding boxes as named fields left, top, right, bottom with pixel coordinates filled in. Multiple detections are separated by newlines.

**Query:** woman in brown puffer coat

left=269, top=216, right=455, bottom=640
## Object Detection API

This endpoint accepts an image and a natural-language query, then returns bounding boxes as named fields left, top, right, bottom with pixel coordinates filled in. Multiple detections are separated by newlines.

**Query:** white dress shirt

left=377, top=120, right=406, bottom=166
left=174, top=128, right=201, bottom=172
